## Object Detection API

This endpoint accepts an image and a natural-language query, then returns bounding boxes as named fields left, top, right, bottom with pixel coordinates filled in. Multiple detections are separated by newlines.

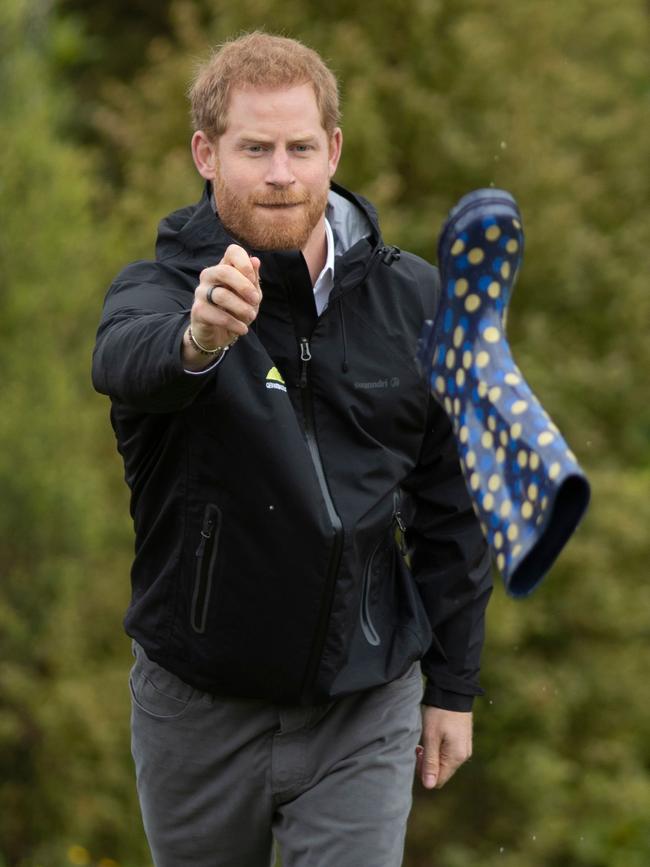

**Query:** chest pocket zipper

left=191, top=504, right=222, bottom=634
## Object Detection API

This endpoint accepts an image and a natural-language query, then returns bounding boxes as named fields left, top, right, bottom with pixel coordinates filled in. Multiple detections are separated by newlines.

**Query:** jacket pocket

left=360, top=491, right=410, bottom=648
left=191, top=503, right=222, bottom=633
left=360, top=534, right=385, bottom=647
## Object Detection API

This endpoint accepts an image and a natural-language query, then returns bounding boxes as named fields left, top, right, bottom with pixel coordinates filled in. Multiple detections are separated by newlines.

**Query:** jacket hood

left=154, top=180, right=381, bottom=268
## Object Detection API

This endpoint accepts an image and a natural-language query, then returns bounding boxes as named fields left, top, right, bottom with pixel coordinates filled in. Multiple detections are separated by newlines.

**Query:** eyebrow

left=235, top=135, right=320, bottom=146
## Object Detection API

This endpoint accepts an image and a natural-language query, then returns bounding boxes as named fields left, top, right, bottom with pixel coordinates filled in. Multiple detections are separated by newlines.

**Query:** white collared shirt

left=312, top=217, right=336, bottom=316
left=186, top=218, right=335, bottom=374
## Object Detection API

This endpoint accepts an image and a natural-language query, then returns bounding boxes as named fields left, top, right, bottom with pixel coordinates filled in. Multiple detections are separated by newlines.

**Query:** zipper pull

left=195, top=517, right=214, bottom=557
left=394, top=510, right=408, bottom=558
left=393, top=490, right=407, bottom=555
left=299, top=338, right=312, bottom=388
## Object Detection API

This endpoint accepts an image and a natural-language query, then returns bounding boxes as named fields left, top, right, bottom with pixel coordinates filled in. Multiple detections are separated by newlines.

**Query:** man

left=92, top=31, right=492, bottom=867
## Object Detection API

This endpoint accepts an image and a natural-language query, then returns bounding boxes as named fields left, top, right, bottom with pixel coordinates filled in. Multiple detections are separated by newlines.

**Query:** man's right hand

left=183, top=244, right=262, bottom=370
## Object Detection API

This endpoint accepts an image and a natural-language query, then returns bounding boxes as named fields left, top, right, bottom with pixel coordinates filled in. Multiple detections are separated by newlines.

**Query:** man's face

left=200, top=84, right=341, bottom=251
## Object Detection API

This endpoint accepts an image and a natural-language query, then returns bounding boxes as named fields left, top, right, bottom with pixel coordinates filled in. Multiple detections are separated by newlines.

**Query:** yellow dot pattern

left=489, top=386, right=502, bottom=402
left=427, top=194, right=586, bottom=589
left=488, top=281, right=501, bottom=298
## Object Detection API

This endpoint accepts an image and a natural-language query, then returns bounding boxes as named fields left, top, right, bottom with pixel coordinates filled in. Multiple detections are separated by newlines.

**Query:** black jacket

left=92, top=181, right=492, bottom=711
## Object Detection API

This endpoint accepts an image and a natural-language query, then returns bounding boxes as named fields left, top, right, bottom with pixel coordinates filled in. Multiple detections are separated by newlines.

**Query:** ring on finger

left=206, top=285, right=219, bottom=306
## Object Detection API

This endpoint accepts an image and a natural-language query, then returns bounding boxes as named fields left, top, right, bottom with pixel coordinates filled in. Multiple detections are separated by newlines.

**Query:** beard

left=213, top=167, right=329, bottom=251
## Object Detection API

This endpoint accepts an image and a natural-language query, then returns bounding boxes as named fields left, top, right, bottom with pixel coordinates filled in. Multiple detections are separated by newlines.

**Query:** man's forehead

left=225, top=83, right=323, bottom=130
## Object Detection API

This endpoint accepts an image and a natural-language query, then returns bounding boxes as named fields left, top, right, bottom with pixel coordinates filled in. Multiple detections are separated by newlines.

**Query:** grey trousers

left=130, top=642, right=423, bottom=867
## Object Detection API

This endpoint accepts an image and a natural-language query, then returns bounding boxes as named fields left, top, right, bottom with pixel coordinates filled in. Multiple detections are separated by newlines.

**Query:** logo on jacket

left=353, top=377, right=400, bottom=390
left=266, top=367, right=287, bottom=392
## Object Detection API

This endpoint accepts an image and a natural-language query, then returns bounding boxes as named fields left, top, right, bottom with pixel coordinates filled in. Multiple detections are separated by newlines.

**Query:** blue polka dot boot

left=418, top=189, right=591, bottom=597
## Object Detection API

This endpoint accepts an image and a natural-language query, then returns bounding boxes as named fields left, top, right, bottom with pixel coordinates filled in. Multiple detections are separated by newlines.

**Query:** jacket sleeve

left=92, top=268, right=220, bottom=413
left=401, top=394, right=493, bottom=711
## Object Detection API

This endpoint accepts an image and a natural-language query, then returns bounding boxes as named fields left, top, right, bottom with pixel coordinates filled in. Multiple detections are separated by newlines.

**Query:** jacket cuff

left=421, top=681, right=477, bottom=711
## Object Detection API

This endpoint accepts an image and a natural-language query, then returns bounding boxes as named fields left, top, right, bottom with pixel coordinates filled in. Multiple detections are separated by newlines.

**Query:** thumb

left=251, top=256, right=262, bottom=292
left=422, top=735, right=440, bottom=789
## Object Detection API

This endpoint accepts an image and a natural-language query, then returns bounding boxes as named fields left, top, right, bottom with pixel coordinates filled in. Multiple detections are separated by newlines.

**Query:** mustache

left=253, top=191, right=309, bottom=206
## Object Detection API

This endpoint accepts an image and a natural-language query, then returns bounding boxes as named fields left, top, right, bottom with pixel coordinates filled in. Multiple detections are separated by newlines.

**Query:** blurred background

left=1, top=0, right=648, bottom=864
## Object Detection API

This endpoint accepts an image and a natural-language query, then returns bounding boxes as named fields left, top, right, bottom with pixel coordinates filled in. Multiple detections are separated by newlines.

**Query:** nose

left=265, top=148, right=295, bottom=188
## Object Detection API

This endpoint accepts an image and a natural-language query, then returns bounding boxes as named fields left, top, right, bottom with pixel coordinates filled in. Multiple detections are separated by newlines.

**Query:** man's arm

left=92, top=245, right=261, bottom=412
left=401, top=394, right=493, bottom=788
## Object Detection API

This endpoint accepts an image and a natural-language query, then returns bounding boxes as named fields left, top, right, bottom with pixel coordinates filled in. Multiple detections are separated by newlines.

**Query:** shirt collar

left=314, top=217, right=335, bottom=287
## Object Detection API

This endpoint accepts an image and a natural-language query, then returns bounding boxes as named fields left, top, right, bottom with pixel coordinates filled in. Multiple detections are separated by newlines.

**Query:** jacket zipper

left=360, top=494, right=407, bottom=647
left=298, top=336, right=344, bottom=697
left=191, top=504, right=222, bottom=634
left=360, top=536, right=382, bottom=647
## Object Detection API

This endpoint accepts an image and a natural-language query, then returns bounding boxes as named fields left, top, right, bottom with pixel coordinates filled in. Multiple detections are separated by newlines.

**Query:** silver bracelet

left=187, top=325, right=238, bottom=356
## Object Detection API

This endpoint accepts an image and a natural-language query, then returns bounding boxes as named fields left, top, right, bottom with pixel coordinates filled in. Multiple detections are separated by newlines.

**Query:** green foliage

left=0, top=1, right=145, bottom=863
left=1, top=0, right=648, bottom=864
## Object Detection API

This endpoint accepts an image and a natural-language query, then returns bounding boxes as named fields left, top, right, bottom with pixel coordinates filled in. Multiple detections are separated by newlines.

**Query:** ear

left=191, top=130, right=218, bottom=180
left=328, top=128, right=343, bottom=178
